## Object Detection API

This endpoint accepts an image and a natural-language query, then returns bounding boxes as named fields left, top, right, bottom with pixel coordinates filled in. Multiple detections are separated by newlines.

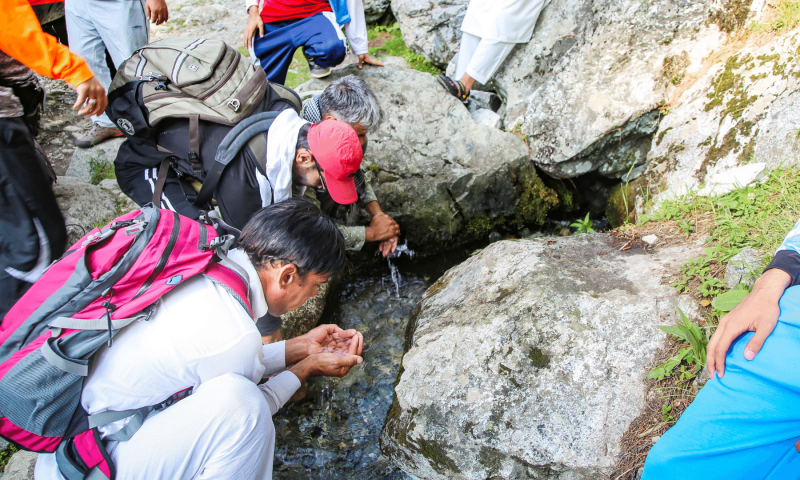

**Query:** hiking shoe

left=303, top=49, right=331, bottom=78
left=73, top=124, right=124, bottom=148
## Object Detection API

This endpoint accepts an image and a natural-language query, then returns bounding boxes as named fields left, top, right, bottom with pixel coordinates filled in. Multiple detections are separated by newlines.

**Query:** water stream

left=272, top=247, right=471, bottom=479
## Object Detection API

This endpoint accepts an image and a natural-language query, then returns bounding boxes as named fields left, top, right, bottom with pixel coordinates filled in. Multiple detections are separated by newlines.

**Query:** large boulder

left=54, top=176, right=119, bottom=245
left=393, top=0, right=745, bottom=179
left=297, top=66, right=557, bottom=249
left=364, top=0, right=391, bottom=23
left=380, top=235, right=700, bottom=478
left=2, top=450, right=37, bottom=480
left=640, top=31, right=800, bottom=207
left=65, top=138, right=124, bottom=184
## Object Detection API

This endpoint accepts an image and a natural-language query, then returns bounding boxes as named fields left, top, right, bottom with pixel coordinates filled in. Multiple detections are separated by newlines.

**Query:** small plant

left=89, top=158, right=115, bottom=186
left=0, top=444, right=19, bottom=472
left=647, top=308, right=708, bottom=381
left=661, top=404, right=675, bottom=422
left=570, top=213, right=596, bottom=235
left=676, top=219, right=693, bottom=237
left=711, top=284, right=750, bottom=312
left=368, top=163, right=379, bottom=173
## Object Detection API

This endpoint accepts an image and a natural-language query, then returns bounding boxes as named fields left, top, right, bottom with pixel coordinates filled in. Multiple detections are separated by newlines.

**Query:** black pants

left=0, top=117, right=67, bottom=320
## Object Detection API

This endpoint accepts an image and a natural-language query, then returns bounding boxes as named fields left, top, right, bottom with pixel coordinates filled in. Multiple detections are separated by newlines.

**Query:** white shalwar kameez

left=34, top=249, right=301, bottom=480
left=455, top=0, right=550, bottom=84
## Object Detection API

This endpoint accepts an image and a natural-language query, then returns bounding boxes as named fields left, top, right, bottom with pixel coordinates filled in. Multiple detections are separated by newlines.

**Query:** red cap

left=307, top=120, right=363, bottom=205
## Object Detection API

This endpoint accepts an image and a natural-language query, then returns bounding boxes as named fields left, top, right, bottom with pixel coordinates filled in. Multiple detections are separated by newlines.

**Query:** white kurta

left=460, top=0, right=550, bottom=44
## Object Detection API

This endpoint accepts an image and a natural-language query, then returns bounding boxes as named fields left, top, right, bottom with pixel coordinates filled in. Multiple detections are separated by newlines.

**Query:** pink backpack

left=0, top=204, right=252, bottom=479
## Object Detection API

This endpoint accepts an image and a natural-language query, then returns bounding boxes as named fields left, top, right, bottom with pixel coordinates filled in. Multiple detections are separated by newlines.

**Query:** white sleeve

left=244, top=0, right=258, bottom=14
left=344, top=0, right=369, bottom=55
left=261, top=340, right=287, bottom=377
left=259, top=371, right=302, bottom=414
left=185, top=330, right=266, bottom=385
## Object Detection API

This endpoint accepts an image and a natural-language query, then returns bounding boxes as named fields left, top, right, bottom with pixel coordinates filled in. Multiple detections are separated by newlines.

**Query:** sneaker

left=303, top=49, right=331, bottom=78
left=73, top=123, right=124, bottom=148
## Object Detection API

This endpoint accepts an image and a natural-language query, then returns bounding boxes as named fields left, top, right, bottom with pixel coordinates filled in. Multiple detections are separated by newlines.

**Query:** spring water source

left=271, top=246, right=470, bottom=479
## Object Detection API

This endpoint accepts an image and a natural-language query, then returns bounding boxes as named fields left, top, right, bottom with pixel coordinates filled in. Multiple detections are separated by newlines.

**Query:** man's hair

left=318, top=75, right=382, bottom=132
left=295, top=124, right=310, bottom=151
left=239, top=197, right=346, bottom=277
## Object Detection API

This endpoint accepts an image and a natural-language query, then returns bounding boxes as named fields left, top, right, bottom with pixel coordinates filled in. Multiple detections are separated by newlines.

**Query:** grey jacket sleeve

left=357, top=178, right=378, bottom=207
left=338, top=225, right=366, bottom=251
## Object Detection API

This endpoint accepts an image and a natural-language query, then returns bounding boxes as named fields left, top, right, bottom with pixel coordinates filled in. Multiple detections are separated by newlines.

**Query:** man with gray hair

left=301, top=74, right=400, bottom=259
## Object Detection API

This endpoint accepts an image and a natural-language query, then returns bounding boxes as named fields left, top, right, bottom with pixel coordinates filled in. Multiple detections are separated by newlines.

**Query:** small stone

left=0, top=437, right=8, bottom=450
left=634, top=466, right=644, bottom=480
left=642, top=234, right=658, bottom=245
left=211, top=23, right=226, bottom=31
left=650, top=435, right=661, bottom=443
left=64, top=126, right=81, bottom=132
left=185, top=4, right=226, bottom=24
left=518, top=227, right=533, bottom=238
left=558, top=227, right=571, bottom=237
left=692, top=367, right=710, bottom=387
left=471, top=108, right=503, bottom=130
left=488, top=231, right=502, bottom=243
left=3, top=450, right=38, bottom=480
left=49, top=137, right=63, bottom=145
left=724, top=248, right=763, bottom=290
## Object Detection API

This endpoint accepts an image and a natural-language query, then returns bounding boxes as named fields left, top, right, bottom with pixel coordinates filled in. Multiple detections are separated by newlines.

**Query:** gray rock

left=185, top=4, right=226, bottom=25
left=66, top=137, right=124, bottom=184
left=467, top=91, right=502, bottom=113
left=471, top=108, right=503, bottom=130
left=724, top=248, right=763, bottom=290
left=363, top=0, right=391, bottom=23
left=297, top=66, right=534, bottom=248
left=381, top=235, right=701, bottom=479
left=487, top=231, right=502, bottom=243
left=0, top=438, right=7, bottom=451
left=391, top=0, right=468, bottom=67
left=692, top=367, right=711, bottom=387
left=54, top=176, right=119, bottom=245
left=2, top=451, right=37, bottom=480
left=643, top=31, right=800, bottom=207
left=98, top=178, right=140, bottom=214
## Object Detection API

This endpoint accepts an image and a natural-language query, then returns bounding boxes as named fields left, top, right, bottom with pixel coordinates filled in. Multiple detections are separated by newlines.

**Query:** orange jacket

left=0, top=0, right=94, bottom=88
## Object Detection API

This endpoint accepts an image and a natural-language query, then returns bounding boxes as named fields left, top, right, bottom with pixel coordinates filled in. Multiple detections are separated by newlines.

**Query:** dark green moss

left=527, top=346, right=551, bottom=369
left=656, top=127, right=673, bottom=146
left=605, top=179, right=640, bottom=228
left=513, top=172, right=560, bottom=227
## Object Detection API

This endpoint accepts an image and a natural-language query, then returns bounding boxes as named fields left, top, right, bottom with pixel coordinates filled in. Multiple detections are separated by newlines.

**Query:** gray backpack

left=107, top=37, right=300, bottom=160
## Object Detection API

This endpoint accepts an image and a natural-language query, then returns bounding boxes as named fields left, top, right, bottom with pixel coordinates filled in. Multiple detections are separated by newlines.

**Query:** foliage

left=89, top=159, right=115, bottom=186
left=647, top=308, right=708, bottom=381
left=284, top=48, right=311, bottom=89
left=367, top=23, right=441, bottom=75
left=0, top=445, right=19, bottom=472
left=749, top=0, right=800, bottom=33
left=570, top=213, right=596, bottom=235
left=711, top=286, right=750, bottom=312
left=513, top=173, right=560, bottom=227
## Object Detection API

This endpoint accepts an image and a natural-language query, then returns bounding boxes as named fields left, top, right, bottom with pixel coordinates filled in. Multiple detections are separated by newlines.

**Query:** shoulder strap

left=269, top=82, right=302, bottom=113
left=193, top=111, right=280, bottom=207
left=204, top=262, right=252, bottom=317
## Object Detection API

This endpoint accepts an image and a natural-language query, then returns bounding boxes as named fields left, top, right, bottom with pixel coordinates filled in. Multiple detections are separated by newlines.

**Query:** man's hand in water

left=365, top=213, right=400, bottom=243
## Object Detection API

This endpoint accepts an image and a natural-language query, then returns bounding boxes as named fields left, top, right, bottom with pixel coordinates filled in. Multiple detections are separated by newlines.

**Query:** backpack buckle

left=226, top=99, right=241, bottom=112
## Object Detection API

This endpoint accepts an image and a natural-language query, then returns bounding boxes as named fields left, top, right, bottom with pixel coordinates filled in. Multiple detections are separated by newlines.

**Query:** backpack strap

left=188, top=115, right=202, bottom=174
left=193, top=111, right=280, bottom=207
left=151, top=156, right=172, bottom=206
left=204, top=263, right=253, bottom=317
left=269, top=82, right=302, bottom=113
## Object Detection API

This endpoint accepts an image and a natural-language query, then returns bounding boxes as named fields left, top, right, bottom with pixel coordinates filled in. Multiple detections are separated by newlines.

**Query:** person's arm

left=706, top=217, right=800, bottom=378
left=0, top=0, right=93, bottom=88
left=244, top=3, right=264, bottom=49
left=337, top=225, right=367, bottom=251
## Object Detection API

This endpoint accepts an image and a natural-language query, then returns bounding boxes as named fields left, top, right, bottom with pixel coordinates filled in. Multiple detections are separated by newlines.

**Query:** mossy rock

left=605, top=179, right=641, bottom=228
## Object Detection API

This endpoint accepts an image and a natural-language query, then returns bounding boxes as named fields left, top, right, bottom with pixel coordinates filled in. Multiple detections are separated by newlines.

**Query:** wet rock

left=297, top=66, right=552, bottom=249
left=471, top=109, right=502, bottom=130
left=185, top=4, right=226, bottom=25
left=643, top=32, right=800, bottom=207
left=487, top=231, right=502, bottom=243
left=364, top=0, right=391, bottom=23
left=2, top=450, right=37, bottom=480
left=724, top=248, right=763, bottom=290
left=381, top=235, right=701, bottom=479
left=54, top=176, right=119, bottom=245
left=65, top=137, right=124, bottom=184
left=281, top=280, right=332, bottom=339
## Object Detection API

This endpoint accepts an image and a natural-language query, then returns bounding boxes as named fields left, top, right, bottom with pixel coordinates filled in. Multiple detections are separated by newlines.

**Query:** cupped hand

left=145, top=0, right=169, bottom=25
left=244, top=6, right=264, bottom=49
left=73, top=77, right=108, bottom=117
left=379, top=236, right=398, bottom=257
left=304, top=324, right=364, bottom=357
left=358, top=54, right=384, bottom=69
left=707, top=268, right=790, bottom=379
left=289, top=352, right=363, bottom=382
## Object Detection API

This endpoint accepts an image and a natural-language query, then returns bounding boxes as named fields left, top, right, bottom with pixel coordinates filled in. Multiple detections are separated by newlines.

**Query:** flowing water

left=272, top=247, right=471, bottom=480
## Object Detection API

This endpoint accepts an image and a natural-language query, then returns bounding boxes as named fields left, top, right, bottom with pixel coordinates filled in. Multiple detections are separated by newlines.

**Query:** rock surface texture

left=393, top=0, right=731, bottom=180
left=643, top=31, right=800, bottom=206
left=65, top=138, right=124, bottom=184
left=381, top=235, right=699, bottom=479
left=2, top=450, right=37, bottom=480
left=53, top=176, right=119, bottom=245
left=297, top=66, right=540, bottom=248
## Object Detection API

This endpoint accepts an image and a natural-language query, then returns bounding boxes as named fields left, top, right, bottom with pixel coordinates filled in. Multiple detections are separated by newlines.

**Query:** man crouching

left=34, top=198, right=364, bottom=480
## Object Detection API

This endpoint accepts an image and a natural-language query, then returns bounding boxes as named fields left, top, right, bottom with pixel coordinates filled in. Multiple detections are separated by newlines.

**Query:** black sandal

left=437, top=73, right=469, bottom=103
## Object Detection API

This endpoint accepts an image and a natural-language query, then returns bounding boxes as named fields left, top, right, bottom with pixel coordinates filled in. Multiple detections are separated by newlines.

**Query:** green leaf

left=658, top=325, right=689, bottom=342
left=711, top=289, right=749, bottom=312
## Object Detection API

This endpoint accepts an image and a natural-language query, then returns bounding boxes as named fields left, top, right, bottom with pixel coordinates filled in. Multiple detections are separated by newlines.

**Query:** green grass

left=0, top=445, right=19, bottom=473
left=284, top=48, right=312, bottom=89
left=640, top=167, right=800, bottom=378
left=89, top=159, right=115, bottom=186
left=367, top=23, right=441, bottom=75
left=749, top=0, right=800, bottom=33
